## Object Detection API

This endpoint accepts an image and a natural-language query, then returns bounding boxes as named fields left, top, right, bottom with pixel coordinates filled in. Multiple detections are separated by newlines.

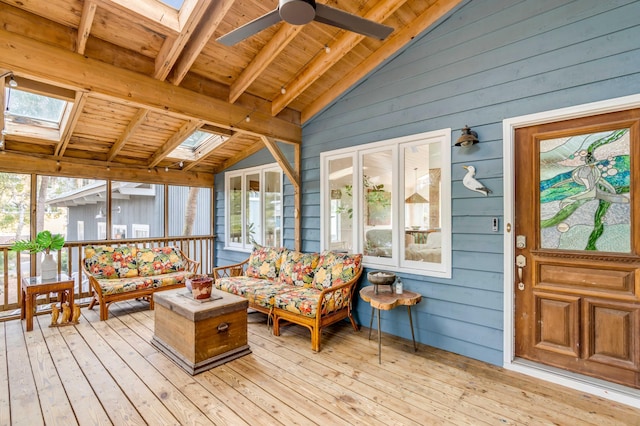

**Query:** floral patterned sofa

left=213, top=246, right=363, bottom=351
left=82, top=245, right=200, bottom=320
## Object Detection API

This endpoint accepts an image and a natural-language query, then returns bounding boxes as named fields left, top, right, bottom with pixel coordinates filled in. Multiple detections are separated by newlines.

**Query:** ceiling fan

left=217, top=0, right=394, bottom=46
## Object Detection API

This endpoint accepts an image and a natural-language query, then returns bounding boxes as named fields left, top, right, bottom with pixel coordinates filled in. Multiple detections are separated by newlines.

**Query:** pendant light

left=405, top=168, right=428, bottom=204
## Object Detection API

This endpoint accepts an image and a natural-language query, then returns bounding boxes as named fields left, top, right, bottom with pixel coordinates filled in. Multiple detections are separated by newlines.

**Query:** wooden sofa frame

left=82, top=247, right=200, bottom=321
left=213, top=257, right=362, bottom=351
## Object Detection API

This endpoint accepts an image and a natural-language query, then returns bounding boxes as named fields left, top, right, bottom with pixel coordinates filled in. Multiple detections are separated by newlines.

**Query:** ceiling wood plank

left=271, top=0, right=408, bottom=116
left=148, top=119, right=202, bottom=168
left=229, top=23, right=303, bottom=104
left=0, top=28, right=301, bottom=144
left=169, top=0, right=235, bottom=85
left=212, top=140, right=265, bottom=174
left=153, top=0, right=213, bottom=81
left=55, top=91, right=88, bottom=157
left=107, top=109, right=149, bottom=161
left=77, top=1, right=97, bottom=55
left=301, top=0, right=463, bottom=123
left=182, top=131, right=241, bottom=172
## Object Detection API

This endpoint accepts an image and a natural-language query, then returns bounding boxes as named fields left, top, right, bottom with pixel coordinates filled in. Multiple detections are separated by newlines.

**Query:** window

left=112, top=181, right=164, bottom=238
left=132, top=224, right=150, bottom=238
left=225, top=164, right=282, bottom=250
left=321, top=129, right=451, bottom=277
left=168, top=129, right=227, bottom=162
left=3, top=81, right=75, bottom=143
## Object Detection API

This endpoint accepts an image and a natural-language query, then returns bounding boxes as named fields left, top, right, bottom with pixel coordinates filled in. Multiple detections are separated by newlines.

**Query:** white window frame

left=224, top=163, right=283, bottom=252
left=132, top=224, right=150, bottom=238
left=321, top=129, right=452, bottom=278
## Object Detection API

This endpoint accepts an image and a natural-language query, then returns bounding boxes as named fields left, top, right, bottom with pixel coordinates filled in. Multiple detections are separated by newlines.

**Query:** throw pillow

left=278, top=250, right=320, bottom=287
left=311, top=251, right=362, bottom=290
left=245, top=246, right=286, bottom=280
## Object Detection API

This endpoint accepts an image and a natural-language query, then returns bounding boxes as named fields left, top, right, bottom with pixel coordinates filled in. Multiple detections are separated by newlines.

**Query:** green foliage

left=9, top=230, right=65, bottom=254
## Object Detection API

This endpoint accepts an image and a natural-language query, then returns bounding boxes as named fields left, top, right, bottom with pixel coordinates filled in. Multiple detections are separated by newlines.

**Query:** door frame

left=502, top=93, right=640, bottom=408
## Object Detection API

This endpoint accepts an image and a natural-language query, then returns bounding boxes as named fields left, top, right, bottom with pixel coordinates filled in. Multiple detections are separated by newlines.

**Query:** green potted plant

left=10, top=230, right=65, bottom=279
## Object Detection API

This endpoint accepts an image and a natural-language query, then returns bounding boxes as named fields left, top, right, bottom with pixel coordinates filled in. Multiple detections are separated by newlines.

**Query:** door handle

left=516, top=255, right=526, bottom=290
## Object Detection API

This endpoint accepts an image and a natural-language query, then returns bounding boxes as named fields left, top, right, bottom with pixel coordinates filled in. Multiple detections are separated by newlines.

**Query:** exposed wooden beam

left=153, top=0, right=213, bottom=80
left=229, top=23, right=302, bottom=104
left=302, top=0, right=463, bottom=122
left=94, top=0, right=180, bottom=34
left=0, top=75, right=5, bottom=141
left=107, top=109, right=149, bottom=161
left=0, top=29, right=301, bottom=144
left=77, top=1, right=97, bottom=55
left=182, top=131, right=241, bottom=172
left=169, top=0, right=235, bottom=85
left=148, top=120, right=202, bottom=168
left=0, top=151, right=213, bottom=187
left=212, top=140, right=266, bottom=174
left=55, top=92, right=88, bottom=157
left=260, top=136, right=298, bottom=191
left=271, top=0, right=407, bottom=116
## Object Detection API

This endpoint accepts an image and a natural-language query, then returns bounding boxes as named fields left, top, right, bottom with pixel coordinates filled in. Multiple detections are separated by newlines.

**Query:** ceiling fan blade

left=314, top=4, right=394, bottom=40
left=217, top=9, right=283, bottom=46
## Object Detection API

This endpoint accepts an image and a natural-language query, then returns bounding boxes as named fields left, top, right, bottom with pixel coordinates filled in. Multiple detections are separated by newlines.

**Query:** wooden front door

left=514, top=108, right=640, bottom=389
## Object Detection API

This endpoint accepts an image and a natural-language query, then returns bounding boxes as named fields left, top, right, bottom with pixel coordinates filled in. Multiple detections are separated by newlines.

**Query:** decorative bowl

left=367, top=271, right=397, bottom=286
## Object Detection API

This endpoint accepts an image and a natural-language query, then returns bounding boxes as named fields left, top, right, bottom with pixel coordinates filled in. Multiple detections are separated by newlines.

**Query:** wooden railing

left=0, top=235, right=215, bottom=321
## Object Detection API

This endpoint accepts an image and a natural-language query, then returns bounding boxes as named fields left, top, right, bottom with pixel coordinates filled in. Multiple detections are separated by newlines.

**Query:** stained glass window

left=539, top=129, right=630, bottom=252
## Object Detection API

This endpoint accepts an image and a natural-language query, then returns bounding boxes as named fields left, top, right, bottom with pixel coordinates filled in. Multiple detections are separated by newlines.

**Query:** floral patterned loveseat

left=213, top=246, right=363, bottom=351
left=82, top=245, right=200, bottom=320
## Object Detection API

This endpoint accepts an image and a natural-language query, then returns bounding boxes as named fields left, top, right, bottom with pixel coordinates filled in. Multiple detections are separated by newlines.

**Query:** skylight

left=5, top=88, right=67, bottom=128
left=169, top=129, right=227, bottom=161
left=157, top=0, right=184, bottom=10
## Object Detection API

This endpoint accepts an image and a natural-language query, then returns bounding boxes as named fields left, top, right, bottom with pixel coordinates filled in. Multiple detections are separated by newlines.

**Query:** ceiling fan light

left=280, top=0, right=316, bottom=25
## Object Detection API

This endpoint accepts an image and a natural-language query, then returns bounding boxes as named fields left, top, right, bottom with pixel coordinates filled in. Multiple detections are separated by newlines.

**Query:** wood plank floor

left=1, top=300, right=639, bottom=425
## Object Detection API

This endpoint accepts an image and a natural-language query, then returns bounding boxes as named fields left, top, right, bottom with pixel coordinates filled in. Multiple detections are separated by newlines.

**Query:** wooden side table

left=360, top=285, right=422, bottom=363
left=21, top=274, right=74, bottom=332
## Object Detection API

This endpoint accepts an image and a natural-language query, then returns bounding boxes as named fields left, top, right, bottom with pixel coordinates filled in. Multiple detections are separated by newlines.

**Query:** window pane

left=229, top=176, right=242, bottom=244
left=329, top=157, right=353, bottom=252
left=264, top=171, right=281, bottom=247
left=168, top=185, right=211, bottom=236
left=112, top=181, right=164, bottom=239
left=246, top=173, right=261, bottom=245
left=363, top=150, right=393, bottom=258
left=6, top=89, right=66, bottom=124
left=42, top=176, right=107, bottom=241
left=404, top=143, right=442, bottom=263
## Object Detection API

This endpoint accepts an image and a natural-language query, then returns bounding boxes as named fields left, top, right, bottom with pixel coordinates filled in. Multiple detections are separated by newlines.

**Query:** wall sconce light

left=455, top=125, right=479, bottom=147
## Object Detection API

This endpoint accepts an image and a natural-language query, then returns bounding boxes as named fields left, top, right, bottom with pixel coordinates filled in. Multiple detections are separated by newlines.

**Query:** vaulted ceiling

left=0, top=0, right=461, bottom=182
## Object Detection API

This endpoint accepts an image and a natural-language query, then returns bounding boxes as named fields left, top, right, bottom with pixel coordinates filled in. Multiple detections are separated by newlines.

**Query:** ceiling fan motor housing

left=280, top=0, right=316, bottom=25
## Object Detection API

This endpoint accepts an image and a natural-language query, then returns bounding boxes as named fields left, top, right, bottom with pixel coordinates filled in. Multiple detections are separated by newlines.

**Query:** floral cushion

left=214, top=276, right=289, bottom=309
left=245, top=246, right=286, bottom=280
left=311, top=251, right=362, bottom=290
left=273, top=287, right=350, bottom=318
left=94, top=271, right=190, bottom=296
left=137, top=247, right=185, bottom=277
left=84, top=245, right=138, bottom=279
left=277, top=250, right=319, bottom=287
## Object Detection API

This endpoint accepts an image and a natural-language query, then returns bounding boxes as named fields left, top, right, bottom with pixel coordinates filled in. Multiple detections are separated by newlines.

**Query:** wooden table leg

left=20, top=288, right=26, bottom=320
left=25, top=290, right=34, bottom=332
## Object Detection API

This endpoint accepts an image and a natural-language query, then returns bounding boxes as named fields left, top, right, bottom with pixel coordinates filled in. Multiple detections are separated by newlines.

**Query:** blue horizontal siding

left=213, top=0, right=640, bottom=365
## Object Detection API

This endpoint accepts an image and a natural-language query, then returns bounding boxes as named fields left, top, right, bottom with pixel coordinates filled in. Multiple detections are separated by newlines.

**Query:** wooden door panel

left=535, top=259, right=638, bottom=300
left=515, top=108, right=640, bottom=389
left=583, top=298, right=639, bottom=371
left=534, top=292, right=579, bottom=357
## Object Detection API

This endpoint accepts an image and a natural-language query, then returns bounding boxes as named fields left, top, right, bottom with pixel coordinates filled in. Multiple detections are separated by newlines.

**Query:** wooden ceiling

left=0, top=0, right=461, bottom=180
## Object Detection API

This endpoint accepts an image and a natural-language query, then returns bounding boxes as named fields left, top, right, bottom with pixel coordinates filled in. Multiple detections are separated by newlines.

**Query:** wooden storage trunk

left=152, top=289, right=250, bottom=375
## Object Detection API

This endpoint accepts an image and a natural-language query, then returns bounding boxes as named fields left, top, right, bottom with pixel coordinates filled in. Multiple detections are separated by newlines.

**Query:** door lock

left=516, top=235, right=526, bottom=249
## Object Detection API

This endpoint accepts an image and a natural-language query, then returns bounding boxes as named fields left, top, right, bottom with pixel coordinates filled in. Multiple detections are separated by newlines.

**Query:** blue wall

left=216, top=0, right=640, bottom=365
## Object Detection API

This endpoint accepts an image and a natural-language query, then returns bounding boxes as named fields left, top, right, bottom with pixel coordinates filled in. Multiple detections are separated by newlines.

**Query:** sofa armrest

left=178, top=249, right=200, bottom=274
left=213, top=258, right=249, bottom=279
left=316, top=267, right=363, bottom=315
